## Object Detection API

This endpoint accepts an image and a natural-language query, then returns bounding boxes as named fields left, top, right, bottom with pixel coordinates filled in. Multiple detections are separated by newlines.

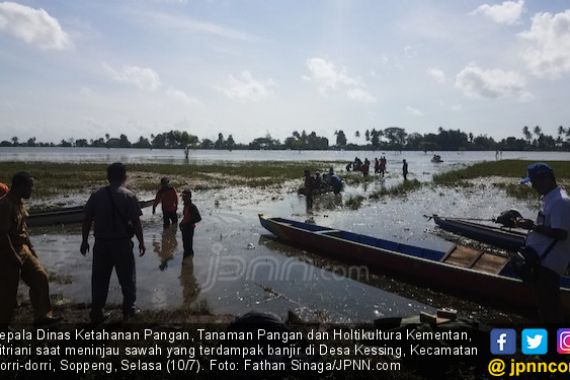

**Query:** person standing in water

left=153, top=177, right=179, bottom=229
left=402, top=159, right=408, bottom=181
left=180, top=189, right=202, bottom=258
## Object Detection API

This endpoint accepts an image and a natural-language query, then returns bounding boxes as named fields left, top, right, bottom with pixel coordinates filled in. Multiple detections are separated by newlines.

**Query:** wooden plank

left=443, top=246, right=481, bottom=268
left=472, top=253, right=509, bottom=274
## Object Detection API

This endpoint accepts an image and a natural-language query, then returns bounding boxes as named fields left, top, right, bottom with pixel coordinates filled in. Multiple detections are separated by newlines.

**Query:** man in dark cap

left=0, top=172, right=60, bottom=326
left=515, top=163, right=570, bottom=323
left=81, top=163, right=146, bottom=323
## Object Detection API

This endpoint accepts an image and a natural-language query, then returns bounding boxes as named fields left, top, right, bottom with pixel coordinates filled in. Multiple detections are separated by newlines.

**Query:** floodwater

left=30, top=177, right=537, bottom=323
left=6, top=148, right=566, bottom=322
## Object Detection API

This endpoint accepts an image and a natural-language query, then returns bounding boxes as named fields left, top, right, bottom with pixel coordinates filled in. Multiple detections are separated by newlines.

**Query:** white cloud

left=427, top=67, right=446, bottom=83
left=520, top=10, right=570, bottom=77
left=455, top=64, right=531, bottom=101
left=165, top=87, right=199, bottom=104
left=140, top=11, right=264, bottom=42
left=103, top=63, right=161, bottom=92
left=406, top=105, right=423, bottom=116
left=0, top=1, right=71, bottom=50
left=219, top=71, right=275, bottom=102
left=472, top=0, right=524, bottom=25
left=79, top=86, right=93, bottom=97
left=403, top=45, right=417, bottom=58
left=347, top=88, right=377, bottom=104
left=304, top=57, right=358, bottom=94
left=304, top=57, right=377, bottom=103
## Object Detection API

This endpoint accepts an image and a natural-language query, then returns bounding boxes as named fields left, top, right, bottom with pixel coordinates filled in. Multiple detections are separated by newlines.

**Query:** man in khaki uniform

left=0, top=172, right=59, bottom=326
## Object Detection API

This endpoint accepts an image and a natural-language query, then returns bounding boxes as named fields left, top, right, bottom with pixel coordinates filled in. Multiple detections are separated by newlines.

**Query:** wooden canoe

left=28, top=200, right=153, bottom=227
left=432, top=215, right=526, bottom=251
left=259, top=215, right=570, bottom=313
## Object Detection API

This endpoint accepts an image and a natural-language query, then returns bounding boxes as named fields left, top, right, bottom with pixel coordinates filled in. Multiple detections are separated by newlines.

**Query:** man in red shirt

left=180, top=189, right=201, bottom=258
left=153, top=177, right=178, bottom=228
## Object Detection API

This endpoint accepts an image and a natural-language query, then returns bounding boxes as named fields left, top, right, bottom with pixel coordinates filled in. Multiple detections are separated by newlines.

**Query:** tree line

left=2, top=125, right=570, bottom=151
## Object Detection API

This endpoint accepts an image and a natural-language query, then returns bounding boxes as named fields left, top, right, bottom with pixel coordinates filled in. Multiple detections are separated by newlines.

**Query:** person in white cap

left=516, top=163, right=570, bottom=323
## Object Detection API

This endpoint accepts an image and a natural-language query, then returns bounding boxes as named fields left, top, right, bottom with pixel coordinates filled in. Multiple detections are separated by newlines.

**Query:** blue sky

left=1, top=0, right=570, bottom=144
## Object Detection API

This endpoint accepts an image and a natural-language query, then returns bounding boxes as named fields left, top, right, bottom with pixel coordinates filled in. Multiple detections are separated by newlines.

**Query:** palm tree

left=522, top=126, right=532, bottom=142
left=365, top=129, right=370, bottom=142
left=355, top=130, right=360, bottom=138
left=533, top=125, right=542, bottom=138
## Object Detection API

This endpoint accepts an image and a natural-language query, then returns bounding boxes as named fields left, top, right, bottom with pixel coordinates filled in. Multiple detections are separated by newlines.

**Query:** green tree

left=226, top=134, right=235, bottom=150
left=119, top=134, right=131, bottom=148
left=335, top=130, right=347, bottom=147
left=215, top=133, right=224, bottom=149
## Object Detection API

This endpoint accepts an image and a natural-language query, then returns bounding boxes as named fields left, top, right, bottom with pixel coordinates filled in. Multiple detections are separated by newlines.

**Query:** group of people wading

left=345, top=155, right=409, bottom=180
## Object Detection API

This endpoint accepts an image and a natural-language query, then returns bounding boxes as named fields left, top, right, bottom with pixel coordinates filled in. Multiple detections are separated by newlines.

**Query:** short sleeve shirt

left=526, top=187, right=570, bottom=275
left=85, top=184, right=142, bottom=240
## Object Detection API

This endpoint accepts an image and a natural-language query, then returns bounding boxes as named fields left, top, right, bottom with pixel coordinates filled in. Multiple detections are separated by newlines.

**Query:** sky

left=1, top=0, right=570, bottom=144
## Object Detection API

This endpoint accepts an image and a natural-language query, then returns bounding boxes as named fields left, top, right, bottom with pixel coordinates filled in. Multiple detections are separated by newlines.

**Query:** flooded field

left=26, top=168, right=540, bottom=324
left=5, top=149, right=567, bottom=323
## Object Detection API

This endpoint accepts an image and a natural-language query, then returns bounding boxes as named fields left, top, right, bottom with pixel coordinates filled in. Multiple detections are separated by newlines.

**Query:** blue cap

left=520, top=163, right=553, bottom=184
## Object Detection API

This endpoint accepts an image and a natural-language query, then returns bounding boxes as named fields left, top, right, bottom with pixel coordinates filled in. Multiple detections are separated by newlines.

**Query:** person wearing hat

left=179, top=189, right=201, bottom=258
left=515, top=163, right=570, bottom=323
left=153, top=177, right=179, bottom=229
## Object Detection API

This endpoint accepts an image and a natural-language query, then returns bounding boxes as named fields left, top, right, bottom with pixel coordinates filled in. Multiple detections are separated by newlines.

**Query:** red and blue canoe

left=259, top=215, right=570, bottom=314
left=432, top=215, right=526, bottom=251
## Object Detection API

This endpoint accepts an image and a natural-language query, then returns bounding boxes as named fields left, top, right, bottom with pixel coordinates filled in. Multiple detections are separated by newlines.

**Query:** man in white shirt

left=516, top=163, right=570, bottom=323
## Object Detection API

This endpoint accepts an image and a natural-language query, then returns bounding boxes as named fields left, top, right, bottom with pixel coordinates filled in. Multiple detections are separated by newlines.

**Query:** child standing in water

left=179, top=189, right=202, bottom=258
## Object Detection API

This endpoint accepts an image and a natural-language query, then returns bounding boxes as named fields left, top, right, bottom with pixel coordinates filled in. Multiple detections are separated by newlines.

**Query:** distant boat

left=259, top=215, right=570, bottom=313
left=431, top=154, right=443, bottom=163
left=431, top=215, right=526, bottom=251
left=28, top=200, right=153, bottom=227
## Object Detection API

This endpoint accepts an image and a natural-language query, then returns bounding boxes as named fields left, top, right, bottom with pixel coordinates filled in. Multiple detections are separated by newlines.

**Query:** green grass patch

left=0, top=161, right=330, bottom=197
left=492, top=183, right=536, bottom=200
left=369, top=179, right=422, bottom=199
left=433, top=160, right=570, bottom=186
left=345, top=195, right=365, bottom=210
left=343, top=173, right=376, bottom=185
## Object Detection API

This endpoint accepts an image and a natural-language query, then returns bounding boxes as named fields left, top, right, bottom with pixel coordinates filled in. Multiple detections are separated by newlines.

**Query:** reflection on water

left=153, top=226, right=178, bottom=271
left=180, top=258, right=200, bottom=308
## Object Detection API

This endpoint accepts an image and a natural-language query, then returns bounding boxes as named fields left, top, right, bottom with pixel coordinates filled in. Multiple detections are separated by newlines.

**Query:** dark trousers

left=533, top=266, right=563, bottom=323
left=180, top=225, right=195, bottom=257
left=163, top=210, right=178, bottom=227
left=91, top=239, right=136, bottom=321
left=0, top=245, right=51, bottom=325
